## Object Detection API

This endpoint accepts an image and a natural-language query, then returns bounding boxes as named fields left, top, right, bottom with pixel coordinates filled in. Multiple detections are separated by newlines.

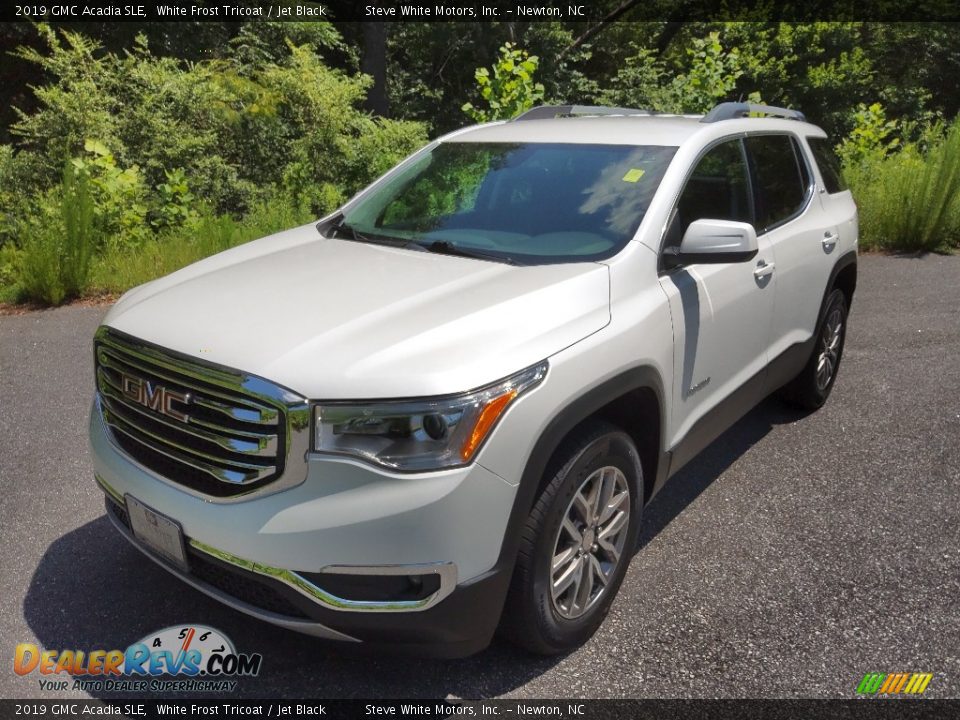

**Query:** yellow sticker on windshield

left=622, top=168, right=646, bottom=183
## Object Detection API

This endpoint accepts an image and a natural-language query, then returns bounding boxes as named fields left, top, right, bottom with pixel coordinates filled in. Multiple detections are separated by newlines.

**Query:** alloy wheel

left=550, top=466, right=631, bottom=620
left=816, top=307, right=843, bottom=391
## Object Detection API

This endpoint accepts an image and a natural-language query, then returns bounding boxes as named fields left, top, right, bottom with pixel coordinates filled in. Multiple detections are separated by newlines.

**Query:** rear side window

left=807, top=137, right=847, bottom=194
left=746, top=135, right=812, bottom=232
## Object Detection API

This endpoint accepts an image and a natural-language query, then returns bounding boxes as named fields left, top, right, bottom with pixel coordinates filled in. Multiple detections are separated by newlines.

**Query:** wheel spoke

left=598, top=509, right=628, bottom=542
left=585, top=475, right=603, bottom=524
left=597, top=534, right=621, bottom=563
left=573, top=556, right=593, bottom=611
left=589, top=554, right=608, bottom=587
left=552, top=545, right=576, bottom=572
left=552, top=555, right=582, bottom=600
left=572, top=490, right=592, bottom=526
left=562, top=516, right=582, bottom=545
left=598, top=489, right=629, bottom=525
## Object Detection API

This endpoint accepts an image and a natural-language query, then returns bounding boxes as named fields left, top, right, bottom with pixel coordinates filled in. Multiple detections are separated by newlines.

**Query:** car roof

left=444, top=113, right=827, bottom=148
left=449, top=115, right=705, bottom=147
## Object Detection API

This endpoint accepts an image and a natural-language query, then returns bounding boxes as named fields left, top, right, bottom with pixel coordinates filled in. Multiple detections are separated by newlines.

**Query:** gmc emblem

left=120, top=374, right=190, bottom=422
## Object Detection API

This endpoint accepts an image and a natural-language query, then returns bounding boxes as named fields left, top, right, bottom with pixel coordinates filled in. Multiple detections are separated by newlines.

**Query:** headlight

left=312, top=361, right=548, bottom=471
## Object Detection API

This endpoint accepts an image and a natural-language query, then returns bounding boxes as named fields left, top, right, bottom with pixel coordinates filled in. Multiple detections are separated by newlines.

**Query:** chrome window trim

left=94, top=326, right=310, bottom=504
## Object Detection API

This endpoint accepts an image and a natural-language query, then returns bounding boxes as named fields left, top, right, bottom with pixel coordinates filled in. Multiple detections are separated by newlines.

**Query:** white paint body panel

left=104, top=228, right=610, bottom=399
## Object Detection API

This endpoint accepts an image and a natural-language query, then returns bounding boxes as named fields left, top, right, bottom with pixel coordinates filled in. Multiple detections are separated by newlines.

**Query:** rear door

left=744, top=134, right=829, bottom=362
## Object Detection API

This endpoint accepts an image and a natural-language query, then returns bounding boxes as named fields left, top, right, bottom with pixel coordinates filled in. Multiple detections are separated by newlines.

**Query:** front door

left=658, top=138, right=777, bottom=467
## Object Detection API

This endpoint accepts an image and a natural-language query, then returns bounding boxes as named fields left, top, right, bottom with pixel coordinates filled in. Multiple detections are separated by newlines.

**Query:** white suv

left=90, top=102, right=857, bottom=657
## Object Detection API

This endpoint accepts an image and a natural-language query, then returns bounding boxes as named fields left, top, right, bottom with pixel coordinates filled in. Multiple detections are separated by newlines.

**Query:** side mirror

left=663, top=219, right=759, bottom=267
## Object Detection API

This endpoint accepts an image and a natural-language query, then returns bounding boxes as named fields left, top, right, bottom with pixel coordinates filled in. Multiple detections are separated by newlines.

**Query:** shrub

left=18, top=163, right=98, bottom=305
left=90, top=194, right=313, bottom=294
left=10, top=26, right=428, bottom=220
left=0, top=243, right=24, bottom=304
left=845, top=118, right=960, bottom=252
left=3, top=24, right=429, bottom=305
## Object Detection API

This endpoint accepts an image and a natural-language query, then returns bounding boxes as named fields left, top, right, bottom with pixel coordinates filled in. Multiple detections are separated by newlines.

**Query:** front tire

left=781, top=288, right=848, bottom=410
left=501, top=421, right=643, bottom=655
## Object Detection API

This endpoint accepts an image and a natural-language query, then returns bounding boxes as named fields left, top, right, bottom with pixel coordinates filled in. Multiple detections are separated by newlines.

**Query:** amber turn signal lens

left=460, top=389, right=518, bottom=461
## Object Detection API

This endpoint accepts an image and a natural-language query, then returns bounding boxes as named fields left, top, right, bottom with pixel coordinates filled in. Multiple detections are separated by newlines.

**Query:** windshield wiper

left=325, top=220, right=426, bottom=251
left=419, top=240, right=519, bottom=265
left=326, top=220, right=372, bottom=242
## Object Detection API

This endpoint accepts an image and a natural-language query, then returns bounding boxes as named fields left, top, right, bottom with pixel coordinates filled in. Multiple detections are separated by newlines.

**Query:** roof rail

left=513, top=104, right=656, bottom=121
left=701, top=102, right=806, bottom=123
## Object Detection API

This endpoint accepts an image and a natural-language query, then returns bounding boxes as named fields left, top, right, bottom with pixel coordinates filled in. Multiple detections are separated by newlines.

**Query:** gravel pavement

left=1, top=254, right=958, bottom=700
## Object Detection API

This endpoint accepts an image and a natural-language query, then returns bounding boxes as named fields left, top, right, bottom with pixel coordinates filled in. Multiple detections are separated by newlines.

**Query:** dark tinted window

left=747, top=135, right=811, bottom=232
left=675, top=139, right=751, bottom=237
left=807, top=137, right=847, bottom=193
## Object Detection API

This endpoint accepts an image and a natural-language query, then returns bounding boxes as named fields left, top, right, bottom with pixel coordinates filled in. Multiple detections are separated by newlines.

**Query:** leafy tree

left=462, top=42, right=546, bottom=122
left=601, top=31, right=760, bottom=113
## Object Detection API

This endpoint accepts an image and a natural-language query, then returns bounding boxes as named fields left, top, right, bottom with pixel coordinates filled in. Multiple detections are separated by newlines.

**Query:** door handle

left=822, top=232, right=839, bottom=251
left=753, top=259, right=775, bottom=280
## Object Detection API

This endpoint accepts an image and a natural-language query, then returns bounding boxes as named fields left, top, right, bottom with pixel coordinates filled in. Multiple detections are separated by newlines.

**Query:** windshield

left=338, top=142, right=677, bottom=265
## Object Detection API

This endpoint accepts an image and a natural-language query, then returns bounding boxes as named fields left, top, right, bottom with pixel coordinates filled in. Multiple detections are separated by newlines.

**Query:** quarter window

left=807, top=137, right=847, bottom=194
left=746, top=135, right=811, bottom=232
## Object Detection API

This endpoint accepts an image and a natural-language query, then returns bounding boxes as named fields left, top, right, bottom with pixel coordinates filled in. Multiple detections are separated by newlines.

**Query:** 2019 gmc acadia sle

left=90, top=102, right=857, bottom=657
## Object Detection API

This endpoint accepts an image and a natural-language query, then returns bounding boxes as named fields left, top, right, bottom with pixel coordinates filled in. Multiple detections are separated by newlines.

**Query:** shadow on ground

left=23, top=397, right=806, bottom=700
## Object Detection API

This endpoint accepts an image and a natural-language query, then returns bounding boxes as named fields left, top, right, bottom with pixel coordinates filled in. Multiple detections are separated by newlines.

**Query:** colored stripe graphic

left=857, top=672, right=932, bottom=695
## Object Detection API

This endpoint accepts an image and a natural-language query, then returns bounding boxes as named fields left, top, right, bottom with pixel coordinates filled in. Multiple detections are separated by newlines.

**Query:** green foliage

left=837, top=103, right=903, bottom=167
left=844, top=118, right=960, bottom=252
left=2, top=24, right=428, bottom=305
left=6, top=25, right=427, bottom=225
left=18, top=163, right=97, bottom=305
left=71, top=139, right=149, bottom=247
left=462, top=43, right=545, bottom=122
left=91, top=196, right=312, bottom=294
left=153, top=168, right=197, bottom=232
left=601, top=32, right=760, bottom=113
left=0, top=243, right=24, bottom=303
left=4, top=20, right=960, bottom=305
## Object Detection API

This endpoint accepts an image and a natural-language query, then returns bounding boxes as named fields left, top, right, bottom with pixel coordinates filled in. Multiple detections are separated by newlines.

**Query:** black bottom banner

left=3, top=699, right=959, bottom=720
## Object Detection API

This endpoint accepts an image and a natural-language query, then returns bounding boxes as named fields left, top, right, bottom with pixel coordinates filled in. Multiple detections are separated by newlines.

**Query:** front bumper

left=90, top=401, right=518, bottom=656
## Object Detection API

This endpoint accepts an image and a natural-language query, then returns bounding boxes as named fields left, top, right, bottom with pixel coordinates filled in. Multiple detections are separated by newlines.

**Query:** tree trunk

left=362, top=21, right=389, bottom=117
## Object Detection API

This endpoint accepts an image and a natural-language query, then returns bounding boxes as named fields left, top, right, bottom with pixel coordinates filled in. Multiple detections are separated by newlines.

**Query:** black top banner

left=4, top=0, right=960, bottom=23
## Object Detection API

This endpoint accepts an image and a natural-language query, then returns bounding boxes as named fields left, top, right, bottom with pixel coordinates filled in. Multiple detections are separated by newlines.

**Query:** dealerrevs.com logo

left=14, top=625, right=262, bottom=693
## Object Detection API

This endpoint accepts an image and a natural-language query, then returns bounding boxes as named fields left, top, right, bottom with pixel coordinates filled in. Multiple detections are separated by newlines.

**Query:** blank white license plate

left=126, top=495, right=188, bottom=570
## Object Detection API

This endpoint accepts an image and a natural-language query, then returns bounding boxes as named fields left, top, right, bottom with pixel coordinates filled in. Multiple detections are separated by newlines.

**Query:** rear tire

left=500, top=421, right=643, bottom=655
left=781, top=288, right=848, bottom=410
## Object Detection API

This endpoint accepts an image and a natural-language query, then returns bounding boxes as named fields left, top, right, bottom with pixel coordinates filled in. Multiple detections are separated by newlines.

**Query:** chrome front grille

left=94, top=327, right=309, bottom=500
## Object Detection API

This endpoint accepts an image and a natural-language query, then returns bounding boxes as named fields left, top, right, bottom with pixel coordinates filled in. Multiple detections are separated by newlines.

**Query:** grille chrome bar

left=97, top=349, right=277, bottom=425
left=94, top=326, right=309, bottom=500
left=98, top=370, right=278, bottom=456
left=103, top=405, right=276, bottom=485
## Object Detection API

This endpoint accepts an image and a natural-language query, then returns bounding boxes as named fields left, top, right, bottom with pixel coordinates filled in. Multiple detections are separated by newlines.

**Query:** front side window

left=339, top=142, right=677, bottom=264
left=674, top=138, right=752, bottom=238
left=746, top=135, right=812, bottom=232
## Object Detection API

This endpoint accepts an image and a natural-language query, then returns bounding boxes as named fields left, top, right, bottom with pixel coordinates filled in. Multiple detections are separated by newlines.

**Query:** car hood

left=103, top=223, right=610, bottom=399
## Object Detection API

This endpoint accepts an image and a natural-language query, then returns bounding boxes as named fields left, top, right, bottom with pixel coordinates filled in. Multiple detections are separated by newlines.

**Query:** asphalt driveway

left=1, top=254, right=958, bottom=699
